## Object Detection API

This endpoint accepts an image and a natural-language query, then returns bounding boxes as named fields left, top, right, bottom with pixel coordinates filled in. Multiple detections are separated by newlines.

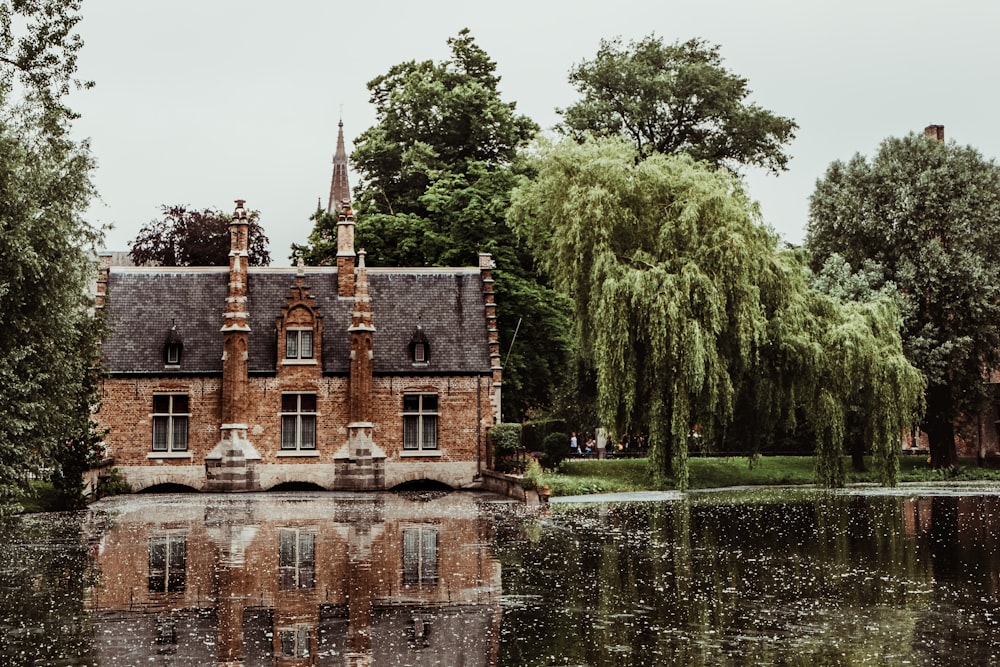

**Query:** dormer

left=408, top=325, right=430, bottom=366
left=276, top=262, right=323, bottom=369
left=164, top=322, right=183, bottom=368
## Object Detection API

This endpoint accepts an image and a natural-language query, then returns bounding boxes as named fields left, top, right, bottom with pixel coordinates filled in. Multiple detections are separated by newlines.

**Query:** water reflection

left=5, top=490, right=1000, bottom=665
left=494, top=491, right=1000, bottom=665
left=87, top=492, right=502, bottom=666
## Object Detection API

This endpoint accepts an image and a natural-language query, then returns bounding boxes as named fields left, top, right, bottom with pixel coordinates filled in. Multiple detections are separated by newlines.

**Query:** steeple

left=327, top=119, right=351, bottom=215
left=328, top=118, right=357, bottom=298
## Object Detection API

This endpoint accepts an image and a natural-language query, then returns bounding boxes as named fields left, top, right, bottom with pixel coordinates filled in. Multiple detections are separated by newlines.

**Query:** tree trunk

left=850, top=437, right=867, bottom=473
left=925, top=384, right=958, bottom=468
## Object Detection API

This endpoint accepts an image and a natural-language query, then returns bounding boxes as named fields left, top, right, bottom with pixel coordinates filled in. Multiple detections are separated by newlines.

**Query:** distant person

left=570, top=432, right=579, bottom=456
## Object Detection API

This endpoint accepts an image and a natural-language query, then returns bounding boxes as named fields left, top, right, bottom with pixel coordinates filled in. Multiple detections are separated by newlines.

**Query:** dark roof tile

left=101, top=267, right=490, bottom=375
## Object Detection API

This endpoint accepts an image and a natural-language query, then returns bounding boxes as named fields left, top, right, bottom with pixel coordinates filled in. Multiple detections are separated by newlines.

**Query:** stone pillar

left=480, top=253, right=502, bottom=424
left=335, top=250, right=385, bottom=489
left=207, top=199, right=260, bottom=490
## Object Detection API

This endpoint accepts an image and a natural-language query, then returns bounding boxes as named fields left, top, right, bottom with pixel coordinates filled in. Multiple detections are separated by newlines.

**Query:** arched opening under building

left=138, top=482, right=199, bottom=494
left=268, top=481, right=327, bottom=492
left=391, top=479, right=454, bottom=493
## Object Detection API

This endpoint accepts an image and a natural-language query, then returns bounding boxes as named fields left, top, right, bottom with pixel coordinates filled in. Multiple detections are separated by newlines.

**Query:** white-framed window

left=148, top=533, right=186, bottom=593
left=281, top=393, right=316, bottom=450
left=152, top=394, right=189, bottom=452
left=278, top=528, right=316, bottom=590
left=403, top=394, right=438, bottom=451
left=285, top=328, right=314, bottom=360
left=402, top=525, right=438, bottom=585
left=278, top=626, right=311, bottom=658
left=165, top=342, right=182, bottom=365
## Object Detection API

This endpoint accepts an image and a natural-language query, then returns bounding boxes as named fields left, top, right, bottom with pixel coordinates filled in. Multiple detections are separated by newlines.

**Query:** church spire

left=327, top=119, right=351, bottom=215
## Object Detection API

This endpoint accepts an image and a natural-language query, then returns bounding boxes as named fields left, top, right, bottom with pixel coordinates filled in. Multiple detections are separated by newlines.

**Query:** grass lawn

left=538, top=455, right=1000, bottom=496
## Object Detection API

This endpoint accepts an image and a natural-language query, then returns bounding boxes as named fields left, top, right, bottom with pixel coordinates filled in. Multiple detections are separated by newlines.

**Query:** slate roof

left=100, top=266, right=492, bottom=376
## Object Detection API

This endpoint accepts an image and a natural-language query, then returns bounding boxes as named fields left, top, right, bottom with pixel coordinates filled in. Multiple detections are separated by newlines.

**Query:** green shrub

left=97, top=468, right=132, bottom=497
left=489, top=423, right=522, bottom=453
left=521, top=458, right=545, bottom=490
left=521, top=419, right=567, bottom=454
left=540, top=431, right=569, bottom=470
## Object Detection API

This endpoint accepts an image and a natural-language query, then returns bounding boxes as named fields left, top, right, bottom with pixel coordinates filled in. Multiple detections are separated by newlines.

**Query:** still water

left=2, top=487, right=999, bottom=665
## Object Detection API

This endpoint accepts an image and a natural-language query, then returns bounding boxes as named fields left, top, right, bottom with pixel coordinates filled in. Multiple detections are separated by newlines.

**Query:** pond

left=2, top=487, right=999, bottom=665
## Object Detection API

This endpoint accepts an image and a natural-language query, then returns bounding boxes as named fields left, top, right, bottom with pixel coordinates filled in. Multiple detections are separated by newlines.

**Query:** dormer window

left=166, top=343, right=182, bottom=365
left=286, top=329, right=314, bottom=360
left=164, top=323, right=183, bottom=367
left=409, top=326, right=430, bottom=365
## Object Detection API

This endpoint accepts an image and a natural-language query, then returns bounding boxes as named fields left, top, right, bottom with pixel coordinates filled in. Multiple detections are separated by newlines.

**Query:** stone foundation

left=117, top=460, right=483, bottom=492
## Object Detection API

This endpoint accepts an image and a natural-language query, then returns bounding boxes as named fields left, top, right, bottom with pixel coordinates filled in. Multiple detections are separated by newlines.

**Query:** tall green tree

left=129, top=204, right=271, bottom=267
left=0, top=0, right=101, bottom=510
left=510, top=137, right=923, bottom=487
left=559, top=35, right=797, bottom=174
left=299, top=30, right=570, bottom=420
left=807, top=131, right=1000, bottom=467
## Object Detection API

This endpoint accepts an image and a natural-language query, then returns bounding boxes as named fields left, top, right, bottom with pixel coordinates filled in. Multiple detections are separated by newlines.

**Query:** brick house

left=93, top=126, right=502, bottom=492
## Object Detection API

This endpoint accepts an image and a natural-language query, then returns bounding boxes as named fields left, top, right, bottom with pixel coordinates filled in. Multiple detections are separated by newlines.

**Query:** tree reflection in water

left=494, top=490, right=1000, bottom=666
left=3, top=490, right=1000, bottom=664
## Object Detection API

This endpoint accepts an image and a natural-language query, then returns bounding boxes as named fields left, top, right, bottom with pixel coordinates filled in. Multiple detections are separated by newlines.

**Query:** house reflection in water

left=87, top=492, right=502, bottom=666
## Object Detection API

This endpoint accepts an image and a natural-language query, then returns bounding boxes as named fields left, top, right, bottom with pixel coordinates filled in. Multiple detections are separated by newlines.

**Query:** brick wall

left=95, top=372, right=492, bottom=490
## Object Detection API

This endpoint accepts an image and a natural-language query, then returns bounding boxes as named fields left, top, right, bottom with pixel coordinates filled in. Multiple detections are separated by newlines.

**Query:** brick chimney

left=924, top=124, right=945, bottom=142
left=206, top=198, right=260, bottom=490
left=335, top=248, right=386, bottom=489
left=337, top=209, right=356, bottom=298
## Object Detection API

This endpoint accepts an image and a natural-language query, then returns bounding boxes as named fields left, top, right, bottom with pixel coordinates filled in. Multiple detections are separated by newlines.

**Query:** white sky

left=70, top=0, right=1000, bottom=267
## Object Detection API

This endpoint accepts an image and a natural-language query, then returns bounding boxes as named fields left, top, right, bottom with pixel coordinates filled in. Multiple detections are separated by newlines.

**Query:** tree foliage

left=0, top=0, right=90, bottom=137
left=350, top=28, right=538, bottom=219
left=559, top=35, right=797, bottom=174
left=510, top=137, right=923, bottom=487
left=130, top=204, right=271, bottom=267
left=299, top=30, right=569, bottom=420
left=807, top=132, right=1000, bottom=467
left=0, top=0, right=101, bottom=510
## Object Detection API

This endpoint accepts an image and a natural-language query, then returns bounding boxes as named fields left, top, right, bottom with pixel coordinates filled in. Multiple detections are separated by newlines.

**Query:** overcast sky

left=71, top=0, right=1000, bottom=266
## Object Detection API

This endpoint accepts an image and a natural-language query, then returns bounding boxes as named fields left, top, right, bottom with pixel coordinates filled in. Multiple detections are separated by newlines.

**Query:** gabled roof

left=100, top=266, right=491, bottom=376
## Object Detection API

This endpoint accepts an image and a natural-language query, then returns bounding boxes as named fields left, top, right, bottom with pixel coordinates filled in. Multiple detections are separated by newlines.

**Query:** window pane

left=280, top=631, right=295, bottom=657
left=299, top=394, right=316, bottom=412
left=167, top=538, right=186, bottom=592
left=402, top=529, right=419, bottom=583
left=172, top=417, right=188, bottom=451
left=281, top=394, right=298, bottom=412
left=300, top=416, right=316, bottom=449
left=166, top=344, right=180, bottom=364
left=403, top=395, right=420, bottom=412
left=172, top=395, right=189, bottom=413
left=301, top=331, right=313, bottom=359
left=414, top=342, right=425, bottom=362
left=422, top=415, right=437, bottom=450
left=286, top=332, right=298, bottom=359
left=422, top=394, right=437, bottom=411
left=152, top=417, right=168, bottom=451
left=153, top=395, right=170, bottom=413
left=279, top=531, right=295, bottom=567
left=403, top=416, right=418, bottom=450
left=421, top=530, right=438, bottom=583
left=148, top=536, right=166, bottom=592
left=281, top=416, right=297, bottom=449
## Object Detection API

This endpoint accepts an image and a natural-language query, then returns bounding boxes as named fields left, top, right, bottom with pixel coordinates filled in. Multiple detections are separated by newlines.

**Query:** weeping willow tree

left=509, top=137, right=924, bottom=488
